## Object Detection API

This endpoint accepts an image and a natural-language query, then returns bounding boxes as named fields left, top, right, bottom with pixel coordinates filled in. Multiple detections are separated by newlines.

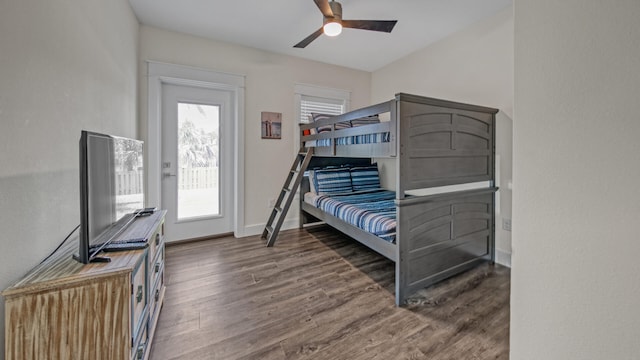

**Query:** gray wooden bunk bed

left=272, top=93, right=499, bottom=306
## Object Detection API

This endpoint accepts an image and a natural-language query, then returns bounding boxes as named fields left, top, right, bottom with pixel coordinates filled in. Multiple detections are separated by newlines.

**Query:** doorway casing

left=147, top=61, right=246, bottom=239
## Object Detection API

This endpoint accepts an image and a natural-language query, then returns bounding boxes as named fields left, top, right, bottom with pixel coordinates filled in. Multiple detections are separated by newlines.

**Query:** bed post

left=393, top=95, right=408, bottom=306
left=395, top=204, right=408, bottom=306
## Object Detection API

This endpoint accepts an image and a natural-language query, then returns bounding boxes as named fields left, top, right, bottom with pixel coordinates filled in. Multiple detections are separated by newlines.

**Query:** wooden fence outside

left=116, top=167, right=219, bottom=195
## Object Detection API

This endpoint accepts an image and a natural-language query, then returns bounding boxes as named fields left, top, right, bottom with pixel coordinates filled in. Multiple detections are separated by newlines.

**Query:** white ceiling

left=128, top=0, right=512, bottom=72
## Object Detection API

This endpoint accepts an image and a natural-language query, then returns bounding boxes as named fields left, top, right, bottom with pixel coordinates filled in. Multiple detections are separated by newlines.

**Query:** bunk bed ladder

left=262, top=147, right=313, bottom=247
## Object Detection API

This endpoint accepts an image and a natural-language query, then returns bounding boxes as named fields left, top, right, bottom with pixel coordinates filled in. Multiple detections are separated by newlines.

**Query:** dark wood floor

left=149, top=225, right=510, bottom=360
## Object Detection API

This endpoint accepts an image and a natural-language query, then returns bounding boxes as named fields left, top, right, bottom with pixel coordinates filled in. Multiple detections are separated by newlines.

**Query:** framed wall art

left=261, top=111, right=282, bottom=139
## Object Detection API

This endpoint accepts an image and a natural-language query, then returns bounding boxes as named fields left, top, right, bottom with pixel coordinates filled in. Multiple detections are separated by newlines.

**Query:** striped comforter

left=313, top=132, right=390, bottom=147
left=312, top=189, right=397, bottom=243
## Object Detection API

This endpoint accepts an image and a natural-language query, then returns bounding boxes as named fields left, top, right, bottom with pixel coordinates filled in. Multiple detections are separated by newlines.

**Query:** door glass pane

left=177, top=102, right=220, bottom=219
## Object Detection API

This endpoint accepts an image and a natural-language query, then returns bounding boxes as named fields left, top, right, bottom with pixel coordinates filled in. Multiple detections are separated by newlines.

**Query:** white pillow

left=308, top=170, right=317, bottom=193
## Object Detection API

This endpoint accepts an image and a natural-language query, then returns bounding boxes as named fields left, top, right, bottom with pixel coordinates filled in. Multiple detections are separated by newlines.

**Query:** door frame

left=147, top=61, right=246, bottom=238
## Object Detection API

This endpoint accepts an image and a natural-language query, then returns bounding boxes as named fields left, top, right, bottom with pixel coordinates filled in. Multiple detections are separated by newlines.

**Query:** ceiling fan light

left=323, top=21, right=342, bottom=37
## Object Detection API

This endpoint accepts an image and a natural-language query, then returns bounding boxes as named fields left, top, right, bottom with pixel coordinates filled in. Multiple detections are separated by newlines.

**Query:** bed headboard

left=396, top=94, right=498, bottom=193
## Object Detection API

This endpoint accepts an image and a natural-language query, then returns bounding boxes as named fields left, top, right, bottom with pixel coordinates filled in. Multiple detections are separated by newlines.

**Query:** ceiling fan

left=294, top=0, right=397, bottom=48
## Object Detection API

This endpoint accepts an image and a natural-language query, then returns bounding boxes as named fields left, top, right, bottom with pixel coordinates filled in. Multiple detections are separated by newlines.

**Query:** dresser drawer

left=132, top=319, right=149, bottom=360
left=149, top=267, right=165, bottom=324
left=131, top=252, right=148, bottom=342
left=149, top=245, right=164, bottom=289
left=147, top=221, right=164, bottom=264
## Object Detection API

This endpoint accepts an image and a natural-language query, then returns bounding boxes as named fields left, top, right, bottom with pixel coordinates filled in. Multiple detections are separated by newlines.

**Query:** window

left=299, top=95, right=345, bottom=124
left=295, top=84, right=350, bottom=122
left=294, top=84, right=350, bottom=153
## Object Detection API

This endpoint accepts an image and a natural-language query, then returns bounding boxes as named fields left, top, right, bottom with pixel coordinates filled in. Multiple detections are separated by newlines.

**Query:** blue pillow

left=350, top=164, right=381, bottom=191
left=313, top=168, right=353, bottom=194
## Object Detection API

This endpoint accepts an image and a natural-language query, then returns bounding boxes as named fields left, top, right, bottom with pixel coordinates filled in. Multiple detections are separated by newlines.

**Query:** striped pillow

left=350, top=115, right=380, bottom=127
left=313, top=168, right=353, bottom=194
left=311, top=113, right=351, bottom=133
left=350, top=164, right=381, bottom=191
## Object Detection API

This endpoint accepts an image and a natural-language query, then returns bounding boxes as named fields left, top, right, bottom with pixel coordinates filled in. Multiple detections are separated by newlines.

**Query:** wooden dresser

left=2, top=210, right=167, bottom=360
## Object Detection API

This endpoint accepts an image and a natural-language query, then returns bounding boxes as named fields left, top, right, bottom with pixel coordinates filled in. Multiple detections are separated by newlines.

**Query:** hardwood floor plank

left=165, top=309, right=317, bottom=359
left=235, top=342, right=287, bottom=360
left=281, top=307, right=425, bottom=359
left=149, top=225, right=510, bottom=359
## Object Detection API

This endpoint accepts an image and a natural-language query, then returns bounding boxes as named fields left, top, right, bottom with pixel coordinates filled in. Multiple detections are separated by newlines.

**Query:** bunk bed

left=299, top=93, right=499, bottom=305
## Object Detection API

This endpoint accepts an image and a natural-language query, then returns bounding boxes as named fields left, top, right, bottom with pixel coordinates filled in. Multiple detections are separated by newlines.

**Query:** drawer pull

left=155, top=233, right=160, bottom=246
left=155, top=288, right=160, bottom=302
left=136, top=285, right=143, bottom=303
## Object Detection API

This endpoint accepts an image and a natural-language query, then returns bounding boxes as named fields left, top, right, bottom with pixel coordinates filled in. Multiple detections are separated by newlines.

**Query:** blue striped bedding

left=313, top=132, right=390, bottom=147
left=312, top=189, right=397, bottom=243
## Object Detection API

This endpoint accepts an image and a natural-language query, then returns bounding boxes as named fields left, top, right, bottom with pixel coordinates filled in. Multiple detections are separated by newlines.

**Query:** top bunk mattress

left=305, top=132, right=390, bottom=147
left=304, top=189, right=397, bottom=243
left=303, top=113, right=390, bottom=148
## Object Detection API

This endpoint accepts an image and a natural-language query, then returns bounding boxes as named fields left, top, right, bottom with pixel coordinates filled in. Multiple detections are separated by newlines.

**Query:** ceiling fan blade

left=342, top=20, right=397, bottom=33
left=293, top=27, right=324, bottom=48
left=313, top=0, right=333, bottom=18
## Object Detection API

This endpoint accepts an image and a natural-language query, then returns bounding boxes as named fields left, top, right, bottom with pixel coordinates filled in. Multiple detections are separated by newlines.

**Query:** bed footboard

left=395, top=187, right=497, bottom=305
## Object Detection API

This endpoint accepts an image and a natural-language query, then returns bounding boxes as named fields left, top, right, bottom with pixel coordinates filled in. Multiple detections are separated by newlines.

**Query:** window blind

left=300, top=95, right=344, bottom=123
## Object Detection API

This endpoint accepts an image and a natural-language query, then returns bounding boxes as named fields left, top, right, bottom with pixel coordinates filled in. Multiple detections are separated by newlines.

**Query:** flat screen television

left=75, top=130, right=145, bottom=263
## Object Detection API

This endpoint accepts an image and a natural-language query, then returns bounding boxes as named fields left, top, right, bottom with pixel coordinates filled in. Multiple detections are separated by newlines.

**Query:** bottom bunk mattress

left=304, top=189, right=397, bottom=243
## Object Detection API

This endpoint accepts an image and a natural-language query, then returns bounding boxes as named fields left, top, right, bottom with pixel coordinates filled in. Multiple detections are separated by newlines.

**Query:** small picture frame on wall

left=261, top=111, right=282, bottom=139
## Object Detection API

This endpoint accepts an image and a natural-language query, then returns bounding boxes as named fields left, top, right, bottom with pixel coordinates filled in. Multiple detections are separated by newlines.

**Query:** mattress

left=305, top=189, right=397, bottom=243
left=305, top=132, right=390, bottom=147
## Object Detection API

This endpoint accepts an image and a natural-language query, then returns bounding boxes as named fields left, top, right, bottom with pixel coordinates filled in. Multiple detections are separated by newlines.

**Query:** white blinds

left=300, top=95, right=344, bottom=123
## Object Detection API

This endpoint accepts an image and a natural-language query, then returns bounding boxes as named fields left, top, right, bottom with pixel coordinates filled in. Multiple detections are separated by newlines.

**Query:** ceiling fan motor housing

left=324, top=1, right=342, bottom=24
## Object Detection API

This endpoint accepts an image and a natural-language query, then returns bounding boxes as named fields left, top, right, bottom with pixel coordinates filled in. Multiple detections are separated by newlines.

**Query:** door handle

left=162, top=172, right=176, bottom=179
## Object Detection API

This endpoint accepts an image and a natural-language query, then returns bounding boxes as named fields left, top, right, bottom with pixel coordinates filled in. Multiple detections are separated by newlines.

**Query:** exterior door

left=161, top=84, right=234, bottom=241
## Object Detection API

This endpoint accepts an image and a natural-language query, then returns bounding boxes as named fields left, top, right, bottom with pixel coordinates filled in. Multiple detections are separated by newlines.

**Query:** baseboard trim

left=495, top=249, right=511, bottom=268
left=243, top=218, right=300, bottom=237
left=165, top=232, right=234, bottom=246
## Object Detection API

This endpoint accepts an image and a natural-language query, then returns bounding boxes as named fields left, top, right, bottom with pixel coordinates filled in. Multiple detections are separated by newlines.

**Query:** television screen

left=76, top=131, right=144, bottom=263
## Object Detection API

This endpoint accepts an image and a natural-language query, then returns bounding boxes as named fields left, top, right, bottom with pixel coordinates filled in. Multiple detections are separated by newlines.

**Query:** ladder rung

left=266, top=226, right=273, bottom=234
left=282, top=188, right=291, bottom=193
left=274, top=206, right=282, bottom=213
left=299, top=152, right=307, bottom=156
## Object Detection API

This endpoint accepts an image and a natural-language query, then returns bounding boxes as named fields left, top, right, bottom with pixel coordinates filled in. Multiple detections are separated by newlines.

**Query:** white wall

left=371, top=6, right=514, bottom=266
left=0, top=0, right=139, bottom=356
left=512, top=1, right=640, bottom=358
left=138, top=26, right=371, bottom=235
